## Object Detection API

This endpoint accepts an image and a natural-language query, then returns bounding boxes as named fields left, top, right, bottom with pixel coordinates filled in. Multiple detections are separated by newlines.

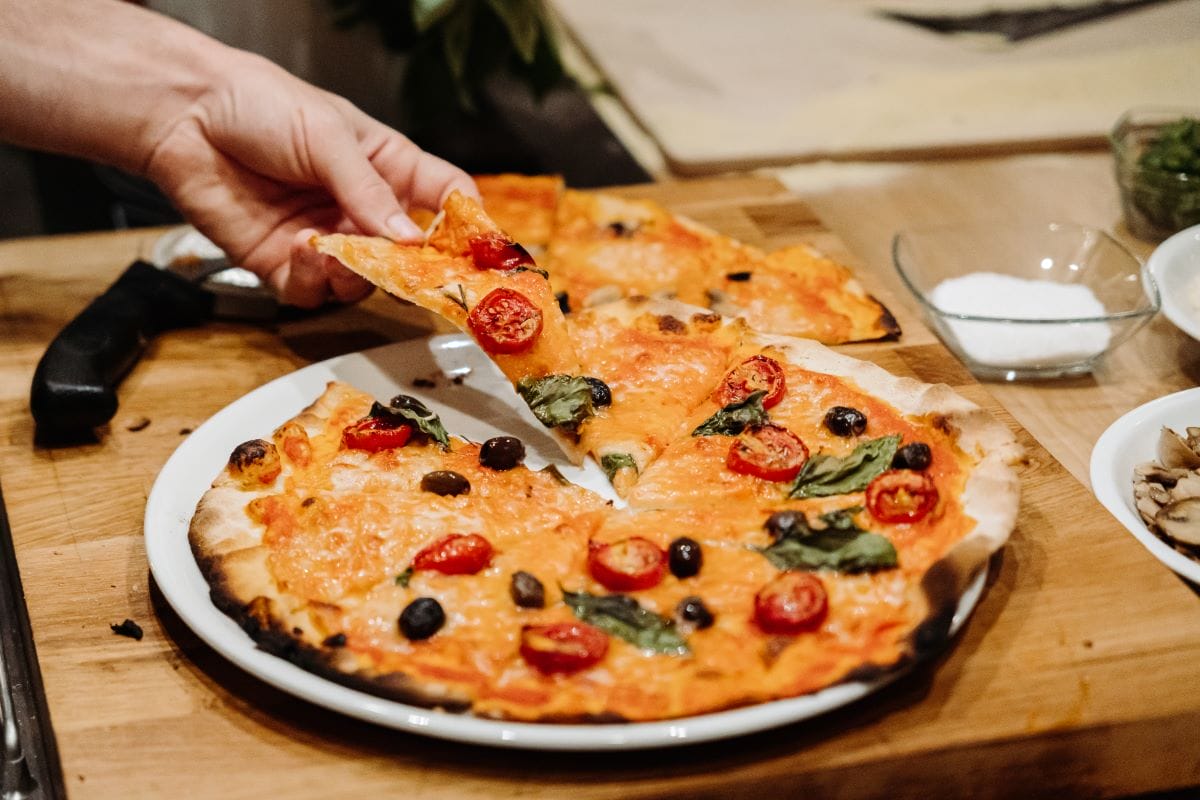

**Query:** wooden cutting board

left=551, top=0, right=1200, bottom=174
left=2, top=176, right=1200, bottom=798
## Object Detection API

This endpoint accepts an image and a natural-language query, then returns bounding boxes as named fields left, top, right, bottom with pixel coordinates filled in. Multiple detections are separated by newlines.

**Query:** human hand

left=142, top=51, right=477, bottom=308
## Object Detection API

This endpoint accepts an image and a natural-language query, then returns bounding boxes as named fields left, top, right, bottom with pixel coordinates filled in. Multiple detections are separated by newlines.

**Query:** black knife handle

left=30, top=260, right=214, bottom=434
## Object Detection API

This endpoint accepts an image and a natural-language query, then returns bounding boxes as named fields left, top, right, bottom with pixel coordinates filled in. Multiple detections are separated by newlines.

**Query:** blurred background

left=0, top=0, right=649, bottom=240
left=1, top=0, right=1195, bottom=240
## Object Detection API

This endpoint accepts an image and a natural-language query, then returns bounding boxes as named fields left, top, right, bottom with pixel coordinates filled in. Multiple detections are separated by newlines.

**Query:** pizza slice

left=705, top=243, right=901, bottom=344
left=568, top=298, right=746, bottom=494
left=314, top=192, right=600, bottom=461
left=627, top=331, right=1020, bottom=554
left=190, top=381, right=612, bottom=714
left=408, top=174, right=563, bottom=256
left=544, top=189, right=760, bottom=311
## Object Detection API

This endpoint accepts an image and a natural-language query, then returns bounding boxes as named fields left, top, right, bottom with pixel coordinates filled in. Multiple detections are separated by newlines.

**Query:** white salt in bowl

left=893, top=221, right=1160, bottom=381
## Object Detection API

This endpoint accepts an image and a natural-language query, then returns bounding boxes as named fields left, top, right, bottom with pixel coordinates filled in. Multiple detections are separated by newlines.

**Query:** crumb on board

left=125, top=417, right=151, bottom=432
left=413, top=377, right=436, bottom=388
left=110, top=619, right=143, bottom=641
left=179, top=427, right=193, bottom=435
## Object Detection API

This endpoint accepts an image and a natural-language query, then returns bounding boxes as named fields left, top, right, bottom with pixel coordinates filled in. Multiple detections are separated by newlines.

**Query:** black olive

left=420, top=470, right=470, bottom=496
left=555, top=291, right=571, bottom=315
left=824, top=406, right=867, bottom=437
left=725, top=271, right=752, bottom=282
left=668, top=537, right=703, bottom=578
left=322, top=632, right=347, bottom=648
left=764, top=510, right=805, bottom=541
left=398, top=597, right=445, bottom=640
left=479, top=436, right=526, bottom=471
left=583, top=376, right=613, bottom=408
left=892, top=442, right=933, bottom=471
left=509, top=571, right=545, bottom=608
left=607, top=220, right=639, bottom=237
left=676, top=596, right=714, bottom=629
left=389, top=394, right=431, bottom=415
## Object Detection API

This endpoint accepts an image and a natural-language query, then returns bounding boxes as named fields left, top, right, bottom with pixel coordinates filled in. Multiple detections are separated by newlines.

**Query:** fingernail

left=387, top=213, right=423, bottom=241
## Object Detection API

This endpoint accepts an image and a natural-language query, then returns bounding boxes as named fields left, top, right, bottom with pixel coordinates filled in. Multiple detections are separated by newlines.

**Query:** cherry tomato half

left=726, top=424, right=809, bottom=482
left=754, top=572, right=828, bottom=635
left=411, top=534, right=494, bottom=575
left=865, top=470, right=939, bottom=524
left=714, top=355, right=787, bottom=409
left=469, top=232, right=535, bottom=271
left=588, top=537, right=667, bottom=591
left=467, top=288, right=544, bottom=355
left=520, top=622, right=609, bottom=675
left=341, top=417, right=413, bottom=452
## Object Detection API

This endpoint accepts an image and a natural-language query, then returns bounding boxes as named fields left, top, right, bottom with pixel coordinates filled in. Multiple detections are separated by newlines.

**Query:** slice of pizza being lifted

left=314, top=192, right=600, bottom=461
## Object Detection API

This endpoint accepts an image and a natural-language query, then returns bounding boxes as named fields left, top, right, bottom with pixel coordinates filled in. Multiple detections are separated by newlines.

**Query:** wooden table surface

left=2, top=163, right=1199, bottom=799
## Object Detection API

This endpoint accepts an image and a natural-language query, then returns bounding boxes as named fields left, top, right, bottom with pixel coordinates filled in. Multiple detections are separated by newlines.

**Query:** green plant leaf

left=757, top=507, right=897, bottom=573
left=692, top=391, right=768, bottom=437
left=483, top=0, right=542, bottom=63
left=600, top=452, right=638, bottom=482
left=788, top=434, right=901, bottom=499
left=562, top=589, right=689, bottom=655
left=413, top=0, right=459, bottom=32
left=517, top=375, right=595, bottom=428
left=370, top=397, right=450, bottom=448
left=440, top=2, right=476, bottom=110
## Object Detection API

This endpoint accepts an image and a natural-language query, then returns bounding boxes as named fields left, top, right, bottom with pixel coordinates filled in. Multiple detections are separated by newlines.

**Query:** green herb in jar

left=1131, top=117, right=1200, bottom=235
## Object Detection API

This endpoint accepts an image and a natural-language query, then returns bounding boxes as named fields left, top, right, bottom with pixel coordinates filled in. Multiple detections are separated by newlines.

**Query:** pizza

left=408, top=175, right=897, bottom=345
left=189, top=291, right=1021, bottom=721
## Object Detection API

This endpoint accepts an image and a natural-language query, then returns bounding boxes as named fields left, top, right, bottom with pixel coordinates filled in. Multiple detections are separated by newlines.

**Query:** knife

left=29, top=257, right=277, bottom=440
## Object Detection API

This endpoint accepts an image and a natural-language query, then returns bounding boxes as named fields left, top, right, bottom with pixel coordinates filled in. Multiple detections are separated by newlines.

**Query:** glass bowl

left=1111, top=106, right=1200, bottom=242
left=893, top=221, right=1160, bottom=381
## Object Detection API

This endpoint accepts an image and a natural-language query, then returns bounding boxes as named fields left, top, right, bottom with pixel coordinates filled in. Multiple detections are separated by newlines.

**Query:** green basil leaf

left=757, top=507, right=897, bottom=573
left=517, top=375, right=595, bottom=428
left=760, top=531, right=897, bottom=573
left=600, top=453, right=638, bottom=482
left=788, top=434, right=902, bottom=499
left=371, top=397, right=451, bottom=449
left=692, top=391, right=768, bottom=437
left=562, top=589, right=689, bottom=656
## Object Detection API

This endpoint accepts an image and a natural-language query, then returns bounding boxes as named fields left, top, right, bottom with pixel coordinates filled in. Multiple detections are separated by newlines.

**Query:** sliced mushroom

left=1157, top=427, right=1200, bottom=470
left=1171, top=473, right=1200, bottom=501
left=1187, top=427, right=1200, bottom=451
left=1155, top=497, right=1200, bottom=545
left=1137, top=495, right=1164, bottom=526
left=1134, top=461, right=1188, bottom=487
left=1150, top=484, right=1174, bottom=505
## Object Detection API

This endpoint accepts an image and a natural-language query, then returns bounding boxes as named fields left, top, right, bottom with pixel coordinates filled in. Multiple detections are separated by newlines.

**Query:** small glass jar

left=1111, top=106, right=1200, bottom=242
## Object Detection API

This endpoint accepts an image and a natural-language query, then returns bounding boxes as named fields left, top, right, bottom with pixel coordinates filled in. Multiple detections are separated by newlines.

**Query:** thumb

left=308, top=120, right=422, bottom=241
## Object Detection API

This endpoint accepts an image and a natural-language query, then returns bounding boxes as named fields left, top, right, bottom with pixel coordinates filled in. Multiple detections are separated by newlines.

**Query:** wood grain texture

left=2, top=176, right=1199, bottom=799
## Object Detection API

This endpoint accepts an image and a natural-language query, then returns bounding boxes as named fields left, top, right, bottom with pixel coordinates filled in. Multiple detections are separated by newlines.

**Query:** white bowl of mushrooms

left=1091, top=387, right=1200, bottom=585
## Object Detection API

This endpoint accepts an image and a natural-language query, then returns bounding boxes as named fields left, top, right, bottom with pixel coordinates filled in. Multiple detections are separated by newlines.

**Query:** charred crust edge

left=189, top=541, right=475, bottom=713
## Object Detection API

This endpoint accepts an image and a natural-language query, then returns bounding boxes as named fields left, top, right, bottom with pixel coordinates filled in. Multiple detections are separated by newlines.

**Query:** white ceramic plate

left=145, top=336, right=986, bottom=750
left=1147, top=223, right=1200, bottom=343
left=1091, top=386, right=1200, bottom=585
